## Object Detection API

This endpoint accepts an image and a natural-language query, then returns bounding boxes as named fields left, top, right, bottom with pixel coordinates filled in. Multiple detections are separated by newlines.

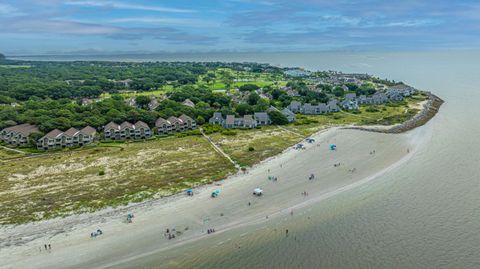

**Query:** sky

left=0, top=0, right=480, bottom=55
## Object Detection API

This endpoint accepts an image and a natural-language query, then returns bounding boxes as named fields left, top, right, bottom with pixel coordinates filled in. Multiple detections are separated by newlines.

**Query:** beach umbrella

left=330, top=144, right=337, bottom=150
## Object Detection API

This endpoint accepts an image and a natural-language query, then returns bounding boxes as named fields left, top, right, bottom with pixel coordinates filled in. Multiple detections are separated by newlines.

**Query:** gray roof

left=104, top=122, right=119, bottom=130
left=254, top=112, right=270, bottom=122
left=134, top=121, right=149, bottom=129
left=179, top=114, right=194, bottom=123
left=155, top=117, right=171, bottom=126
left=2, top=123, right=39, bottom=136
left=120, top=121, right=134, bottom=130
left=44, top=129, right=63, bottom=139
left=167, top=116, right=182, bottom=124
left=63, top=127, right=80, bottom=137
left=80, top=126, right=96, bottom=136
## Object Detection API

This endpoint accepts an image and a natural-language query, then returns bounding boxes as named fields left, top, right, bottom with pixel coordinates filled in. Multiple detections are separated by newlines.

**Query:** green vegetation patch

left=0, top=136, right=235, bottom=224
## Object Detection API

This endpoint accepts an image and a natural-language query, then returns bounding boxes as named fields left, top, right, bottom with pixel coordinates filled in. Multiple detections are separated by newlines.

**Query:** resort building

left=104, top=121, right=152, bottom=140
left=155, top=114, right=197, bottom=134
left=37, top=126, right=97, bottom=150
left=0, top=123, right=40, bottom=147
left=287, top=100, right=340, bottom=115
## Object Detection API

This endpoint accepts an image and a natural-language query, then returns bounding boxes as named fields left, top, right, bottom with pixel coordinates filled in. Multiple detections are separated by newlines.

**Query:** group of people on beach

left=207, top=228, right=216, bottom=234
left=39, top=244, right=51, bottom=252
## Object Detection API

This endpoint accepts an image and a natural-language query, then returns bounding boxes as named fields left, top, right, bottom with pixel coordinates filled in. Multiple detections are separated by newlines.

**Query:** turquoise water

left=18, top=51, right=480, bottom=269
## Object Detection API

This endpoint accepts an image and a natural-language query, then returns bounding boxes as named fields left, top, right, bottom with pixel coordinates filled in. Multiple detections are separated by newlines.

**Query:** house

left=389, top=84, right=416, bottom=96
left=224, top=115, right=235, bottom=128
left=0, top=123, right=40, bottom=146
left=37, top=129, right=64, bottom=149
left=209, top=112, right=225, bottom=125
left=37, top=126, right=97, bottom=149
left=79, top=126, right=97, bottom=145
left=243, top=115, right=257, bottom=128
left=372, top=92, right=389, bottom=104
left=104, top=122, right=120, bottom=140
left=345, top=93, right=357, bottom=101
left=267, top=106, right=296, bottom=122
left=155, top=118, right=173, bottom=134
left=287, top=101, right=302, bottom=113
left=179, top=114, right=196, bottom=130
left=282, top=108, right=296, bottom=122
left=327, top=100, right=340, bottom=112
left=168, top=116, right=184, bottom=132
left=116, top=79, right=133, bottom=87
left=148, top=98, right=160, bottom=110
left=104, top=121, right=152, bottom=140
left=133, top=121, right=152, bottom=139
left=254, top=112, right=271, bottom=125
left=126, top=97, right=137, bottom=107
left=341, top=100, right=359, bottom=110
left=182, top=99, right=195, bottom=108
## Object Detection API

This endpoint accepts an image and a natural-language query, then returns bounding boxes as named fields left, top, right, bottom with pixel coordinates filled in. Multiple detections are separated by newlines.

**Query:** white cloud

left=109, top=17, right=218, bottom=27
left=65, top=1, right=195, bottom=13
left=0, top=3, right=24, bottom=16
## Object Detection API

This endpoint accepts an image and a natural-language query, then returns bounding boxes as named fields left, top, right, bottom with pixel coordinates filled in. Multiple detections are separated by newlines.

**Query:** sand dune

left=0, top=127, right=425, bottom=269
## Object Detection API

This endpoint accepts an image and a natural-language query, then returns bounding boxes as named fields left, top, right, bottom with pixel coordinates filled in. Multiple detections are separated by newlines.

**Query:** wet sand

left=0, top=128, right=420, bottom=269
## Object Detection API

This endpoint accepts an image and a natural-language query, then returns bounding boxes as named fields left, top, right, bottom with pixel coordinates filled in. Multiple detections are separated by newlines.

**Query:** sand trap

left=0, top=127, right=426, bottom=269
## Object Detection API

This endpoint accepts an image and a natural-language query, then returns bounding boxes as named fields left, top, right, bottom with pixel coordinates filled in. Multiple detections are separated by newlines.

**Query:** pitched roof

left=155, top=117, right=171, bottom=126
left=63, top=127, right=80, bottom=137
left=3, top=123, right=39, bottom=136
left=80, top=126, right=96, bottom=136
left=104, top=122, right=119, bottom=130
left=120, top=121, right=134, bottom=130
left=44, top=129, right=64, bottom=139
left=167, top=116, right=182, bottom=124
left=182, top=99, right=195, bottom=107
left=179, top=114, right=193, bottom=122
left=134, top=121, right=149, bottom=129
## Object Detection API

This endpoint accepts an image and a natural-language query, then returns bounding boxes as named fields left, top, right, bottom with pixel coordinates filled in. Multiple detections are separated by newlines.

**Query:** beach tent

left=295, top=144, right=305, bottom=149
left=211, top=189, right=220, bottom=198
left=185, top=189, right=193, bottom=196
left=253, top=188, right=263, bottom=196
left=306, top=138, right=315, bottom=143
left=330, top=144, right=337, bottom=150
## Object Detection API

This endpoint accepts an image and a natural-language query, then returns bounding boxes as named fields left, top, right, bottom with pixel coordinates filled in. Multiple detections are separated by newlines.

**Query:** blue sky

left=0, top=0, right=479, bottom=55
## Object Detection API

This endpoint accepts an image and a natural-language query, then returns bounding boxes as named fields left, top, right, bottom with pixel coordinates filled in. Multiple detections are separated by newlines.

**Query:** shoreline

left=343, top=92, right=444, bottom=134
left=0, top=126, right=427, bottom=269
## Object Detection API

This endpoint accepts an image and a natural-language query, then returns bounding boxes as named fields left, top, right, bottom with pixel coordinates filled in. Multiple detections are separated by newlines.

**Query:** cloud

left=0, top=17, right=217, bottom=44
left=65, top=1, right=195, bottom=13
left=109, top=17, right=218, bottom=27
left=0, top=3, right=25, bottom=16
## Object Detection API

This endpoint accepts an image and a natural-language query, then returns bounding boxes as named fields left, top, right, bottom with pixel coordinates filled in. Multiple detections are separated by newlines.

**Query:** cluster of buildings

left=0, top=123, right=40, bottom=147
left=37, top=126, right=97, bottom=150
left=208, top=108, right=295, bottom=129
left=339, top=85, right=417, bottom=110
left=287, top=100, right=340, bottom=115
left=0, top=114, right=198, bottom=150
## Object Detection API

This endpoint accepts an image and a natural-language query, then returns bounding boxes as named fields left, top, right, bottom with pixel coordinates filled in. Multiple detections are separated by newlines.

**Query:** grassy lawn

left=0, top=65, right=31, bottom=69
left=0, top=136, right=236, bottom=224
left=0, top=148, right=24, bottom=159
left=210, top=126, right=303, bottom=167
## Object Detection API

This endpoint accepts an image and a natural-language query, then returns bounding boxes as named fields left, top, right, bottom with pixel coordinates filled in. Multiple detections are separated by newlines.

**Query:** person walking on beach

left=48, top=244, right=51, bottom=250
left=286, top=229, right=289, bottom=236
left=44, top=244, right=47, bottom=250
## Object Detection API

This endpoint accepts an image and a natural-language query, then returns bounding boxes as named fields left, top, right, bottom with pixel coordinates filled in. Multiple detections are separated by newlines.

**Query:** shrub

left=98, top=170, right=105, bottom=176
left=248, top=146, right=255, bottom=151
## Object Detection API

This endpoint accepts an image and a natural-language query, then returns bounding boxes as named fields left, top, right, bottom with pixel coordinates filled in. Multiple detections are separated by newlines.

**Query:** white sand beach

left=0, top=127, right=427, bottom=269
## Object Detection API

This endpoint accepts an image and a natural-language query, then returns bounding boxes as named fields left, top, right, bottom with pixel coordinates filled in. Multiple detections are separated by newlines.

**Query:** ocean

left=13, top=50, right=480, bottom=269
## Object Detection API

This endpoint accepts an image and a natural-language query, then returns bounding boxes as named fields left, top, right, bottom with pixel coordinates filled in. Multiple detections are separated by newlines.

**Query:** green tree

left=196, top=115, right=205, bottom=125
left=268, top=110, right=288, bottom=125
left=235, top=104, right=254, bottom=116
left=247, top=93, right=260, bottom=105
left=135, top=95, right=151, bottom=109
left=239, top=84, right=260, bottom=92
left=28, top=132, right=44, bottom=148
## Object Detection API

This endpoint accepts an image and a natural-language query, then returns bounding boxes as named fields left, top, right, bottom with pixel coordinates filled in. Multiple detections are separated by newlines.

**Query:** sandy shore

left=0, top=127, right=423, bottom=269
